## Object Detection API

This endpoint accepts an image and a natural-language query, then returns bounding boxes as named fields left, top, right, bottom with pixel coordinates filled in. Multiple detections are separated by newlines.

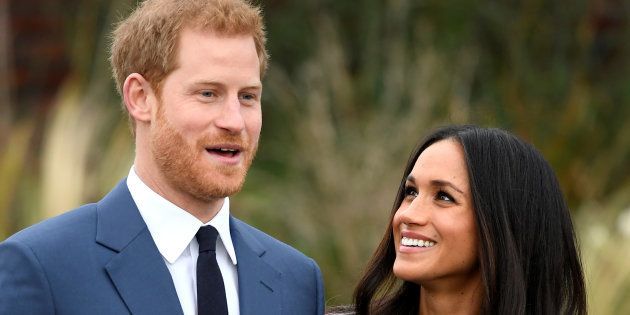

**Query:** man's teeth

left=401, top=237, right=436, bottom=247
left=218, top=148, right=237, bottom=152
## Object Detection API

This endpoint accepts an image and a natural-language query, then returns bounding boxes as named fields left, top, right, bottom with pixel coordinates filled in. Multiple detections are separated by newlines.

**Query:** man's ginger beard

left=150, top=104, right=257, bottom=202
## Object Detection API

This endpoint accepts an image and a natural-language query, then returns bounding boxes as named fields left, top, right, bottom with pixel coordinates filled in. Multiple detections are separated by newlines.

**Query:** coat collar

left=230, top=217, right=282, bottom=314
left=96, top=180, right=183, bottom=315
left=94, top=179, right=283, bottom=315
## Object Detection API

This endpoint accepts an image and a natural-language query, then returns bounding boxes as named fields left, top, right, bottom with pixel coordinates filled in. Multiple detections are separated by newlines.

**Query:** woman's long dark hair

left=353, top=125, right=586, bottom=315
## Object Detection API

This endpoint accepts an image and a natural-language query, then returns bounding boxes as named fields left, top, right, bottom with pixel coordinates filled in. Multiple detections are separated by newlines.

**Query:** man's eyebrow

left=191, top=80, right=223, bottom=86
left=190, top=80, right=262, bottom=90
left=242, top=84, right=263, bottom=90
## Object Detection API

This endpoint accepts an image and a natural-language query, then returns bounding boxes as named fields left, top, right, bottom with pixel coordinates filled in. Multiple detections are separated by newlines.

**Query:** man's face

left=149, top=27, right=262, bottom=202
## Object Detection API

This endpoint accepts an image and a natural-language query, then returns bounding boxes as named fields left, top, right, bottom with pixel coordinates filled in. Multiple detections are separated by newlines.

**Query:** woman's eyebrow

left=406, top=174, right=416, bottom=184
left=430, top=179, right=464, bottom=194
left=407, top=175, right=465, bottom=195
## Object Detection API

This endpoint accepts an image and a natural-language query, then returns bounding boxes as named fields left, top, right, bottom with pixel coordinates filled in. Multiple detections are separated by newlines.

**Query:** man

left=0, top=0, right=324, bottom=314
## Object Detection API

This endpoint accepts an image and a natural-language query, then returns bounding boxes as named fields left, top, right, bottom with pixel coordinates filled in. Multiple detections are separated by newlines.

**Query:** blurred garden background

left=1, top=0, right=629, bottom=312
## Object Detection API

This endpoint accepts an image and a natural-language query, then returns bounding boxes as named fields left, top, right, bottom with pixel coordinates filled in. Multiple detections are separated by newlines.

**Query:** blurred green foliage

left=1, top=0, right=629, bottom=312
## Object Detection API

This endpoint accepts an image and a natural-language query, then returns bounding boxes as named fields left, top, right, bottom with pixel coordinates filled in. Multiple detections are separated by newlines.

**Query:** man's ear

left=123, top=73, right=157, bottom=123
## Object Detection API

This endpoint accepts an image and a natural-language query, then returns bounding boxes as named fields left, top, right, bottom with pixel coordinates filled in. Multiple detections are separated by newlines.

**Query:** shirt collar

left=126, top=167, right=237, bottom=265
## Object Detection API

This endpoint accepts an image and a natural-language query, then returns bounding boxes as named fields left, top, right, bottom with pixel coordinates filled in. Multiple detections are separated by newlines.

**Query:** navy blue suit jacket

left=0, top=180, right=324, bottom=314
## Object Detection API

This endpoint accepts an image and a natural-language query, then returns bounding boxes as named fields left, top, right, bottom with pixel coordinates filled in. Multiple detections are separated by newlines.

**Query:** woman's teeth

left=401, top=236, right=436, bottom=247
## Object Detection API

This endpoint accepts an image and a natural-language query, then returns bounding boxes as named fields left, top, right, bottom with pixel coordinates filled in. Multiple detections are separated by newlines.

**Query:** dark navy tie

left=196, top=225, right=228, bottom=315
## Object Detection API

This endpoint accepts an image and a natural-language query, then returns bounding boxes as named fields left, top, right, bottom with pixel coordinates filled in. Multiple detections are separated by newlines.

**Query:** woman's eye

left=436, top=191, right=455, bottom=203
left=404, top=186, right=418, bottom=199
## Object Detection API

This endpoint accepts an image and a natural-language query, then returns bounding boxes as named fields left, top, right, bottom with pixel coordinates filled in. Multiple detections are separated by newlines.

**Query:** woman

left=348, top=125, right=586, bottom=314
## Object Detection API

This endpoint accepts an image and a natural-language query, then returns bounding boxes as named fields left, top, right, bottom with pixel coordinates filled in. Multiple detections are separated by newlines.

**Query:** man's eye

left=240, top=93, right=256, bottom=101
left=201, top=91, right=214, bottom=97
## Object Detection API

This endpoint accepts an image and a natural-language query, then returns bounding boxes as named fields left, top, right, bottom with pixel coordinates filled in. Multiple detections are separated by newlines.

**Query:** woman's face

left=392, top=139, right=480, bottom=288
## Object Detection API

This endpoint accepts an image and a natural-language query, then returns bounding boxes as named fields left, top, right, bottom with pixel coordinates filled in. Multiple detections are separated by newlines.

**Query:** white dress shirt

left=127, top=167, right=240, bottom=315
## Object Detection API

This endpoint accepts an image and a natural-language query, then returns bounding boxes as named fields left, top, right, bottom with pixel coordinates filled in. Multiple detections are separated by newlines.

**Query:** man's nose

left=214, top=96, right=245, bottom=133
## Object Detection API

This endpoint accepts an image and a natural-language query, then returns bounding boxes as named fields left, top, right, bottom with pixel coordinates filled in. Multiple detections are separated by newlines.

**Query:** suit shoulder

left=231, top=217, right=325, bottom=313
left=4, top=203, right=98, bottom=249
left=231, top=217, right=315, bottom=264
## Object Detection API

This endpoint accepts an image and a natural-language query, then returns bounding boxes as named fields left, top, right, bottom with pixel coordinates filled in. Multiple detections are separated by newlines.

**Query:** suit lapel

left=96, top=180, right=183, bottom=315
left=231, top=218, right=282, bottom=315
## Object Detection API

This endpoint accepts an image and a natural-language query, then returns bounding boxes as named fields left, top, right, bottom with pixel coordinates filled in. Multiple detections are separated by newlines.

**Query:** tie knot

left=196, top=225, right=219, bottom=253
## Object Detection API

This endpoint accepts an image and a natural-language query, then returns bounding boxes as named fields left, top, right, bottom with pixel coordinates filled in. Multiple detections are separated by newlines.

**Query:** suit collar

left=95, top=180, right=146, bottom=252
left=94, top=181, right=283, bottom=315
left=96, top=180, right=183, bottom=315
left=230, top=217, right=282, bottom=314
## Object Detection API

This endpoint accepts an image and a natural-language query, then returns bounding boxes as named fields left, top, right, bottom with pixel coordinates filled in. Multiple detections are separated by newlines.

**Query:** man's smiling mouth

left=206, top=147, right=240, bottom=157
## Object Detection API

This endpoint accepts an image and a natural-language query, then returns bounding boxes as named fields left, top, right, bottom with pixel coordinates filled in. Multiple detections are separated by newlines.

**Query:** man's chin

left=185, top=158, right=251, bottom=199
left=194, top=175, right=246, bottom=198
left=194, top=186, right=243, bottom=201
